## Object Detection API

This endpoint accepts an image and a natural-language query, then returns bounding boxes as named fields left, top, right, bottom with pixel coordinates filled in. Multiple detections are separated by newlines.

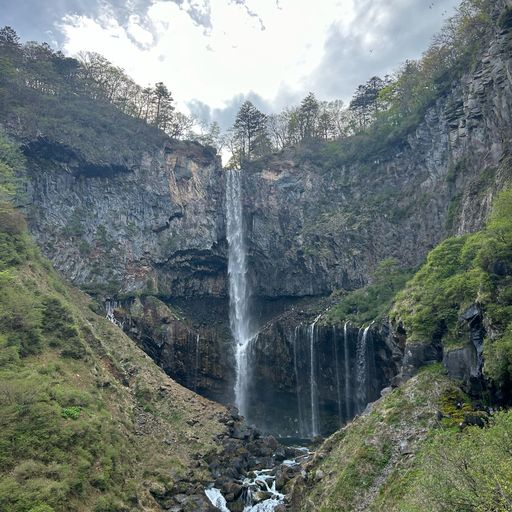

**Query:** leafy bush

left=393, top=189, right=512, bottom=384
left=60, top=406, right=81, bottom=420
left=327, top=258, right=412, bottom=325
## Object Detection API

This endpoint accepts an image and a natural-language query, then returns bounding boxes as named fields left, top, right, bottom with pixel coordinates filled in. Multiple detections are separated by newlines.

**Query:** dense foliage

left=326, top=259, right=412, bottom=326
left=393, top=188, right=512, bottom=386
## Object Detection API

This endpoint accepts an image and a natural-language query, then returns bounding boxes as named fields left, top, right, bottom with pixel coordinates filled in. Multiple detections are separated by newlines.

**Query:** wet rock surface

left=205, top=407, right=311, bottom=511
left=243, top=313, right=402, bottom=437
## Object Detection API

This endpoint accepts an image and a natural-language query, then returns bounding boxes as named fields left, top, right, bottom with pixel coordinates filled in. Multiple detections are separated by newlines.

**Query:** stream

left=205, top=447, right=310, bottom=511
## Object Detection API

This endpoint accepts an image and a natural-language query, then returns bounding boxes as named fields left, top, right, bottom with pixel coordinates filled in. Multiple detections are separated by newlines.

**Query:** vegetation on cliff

left=0, top=133, right=226, bottom=512
left=326, top=259, right=412, bottom=326
left=393, top=187, right=512, bottom=387
left=296, top=365, right=512, bottom=511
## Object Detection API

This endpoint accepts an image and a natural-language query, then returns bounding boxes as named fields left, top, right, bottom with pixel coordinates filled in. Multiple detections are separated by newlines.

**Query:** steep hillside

left=0, top=203, right=231, bottom=512
left=292, top=365, right=512, bottom=511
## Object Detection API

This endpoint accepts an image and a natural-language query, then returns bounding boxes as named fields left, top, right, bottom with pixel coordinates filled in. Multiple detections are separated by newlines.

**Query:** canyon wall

left=13, top=13, right=512, bottom=436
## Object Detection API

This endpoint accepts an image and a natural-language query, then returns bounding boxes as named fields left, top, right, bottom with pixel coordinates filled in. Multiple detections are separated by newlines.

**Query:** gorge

left=2, top=1, right=512, bottom=510
left=21, top=1, right=512, bottom=437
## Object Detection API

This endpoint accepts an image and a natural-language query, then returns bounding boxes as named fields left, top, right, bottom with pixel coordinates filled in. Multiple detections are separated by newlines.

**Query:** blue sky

left=2, top=0, right=461, bottom=128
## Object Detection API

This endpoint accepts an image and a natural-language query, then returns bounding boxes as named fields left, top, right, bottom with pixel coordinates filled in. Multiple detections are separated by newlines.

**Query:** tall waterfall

left=309, top=317, right=321, bottom=437
left=356, top=326, right=370, bottom=413
left=225, top=170, right=252, bottom=419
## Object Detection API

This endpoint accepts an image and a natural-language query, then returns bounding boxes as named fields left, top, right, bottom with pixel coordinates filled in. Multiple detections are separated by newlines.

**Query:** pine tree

left=298, top=92, right=320, bottom=141
left=232, top=101, right=269, bottom=164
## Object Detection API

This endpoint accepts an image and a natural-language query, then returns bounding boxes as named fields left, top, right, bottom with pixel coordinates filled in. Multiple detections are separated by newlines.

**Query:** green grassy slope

left=294, top=365, right=512, bottom=511
left=0, top=206, right=227, bottom=512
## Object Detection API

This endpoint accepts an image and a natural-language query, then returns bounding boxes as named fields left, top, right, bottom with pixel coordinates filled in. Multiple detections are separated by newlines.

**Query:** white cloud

left=57, top=0, right=459, bottom=126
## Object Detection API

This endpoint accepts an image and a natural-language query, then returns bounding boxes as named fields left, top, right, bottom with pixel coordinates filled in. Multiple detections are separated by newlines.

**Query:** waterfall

left=355, top=326, right=370, bottom=413
left=225, top=170, right=253, bottom=419
left=309, top=317, right=321, bottom=437
left=333, top=326, right=343, bottom=426
left=293, top=326, right=306, bottom=437
left=194, top=334, right=200, bottom=392
left=343, top=322, right=351, bottom=421
left=105, top=300, right=123, bottom=328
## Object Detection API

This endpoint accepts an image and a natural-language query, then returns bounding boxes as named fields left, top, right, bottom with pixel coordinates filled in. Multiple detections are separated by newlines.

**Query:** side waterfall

left=225, top=170, right=253, bottom=419
left=105, top=300, right=123, bottom=328
left=333, top=325, right=343, bottom=426
left=343, top=321, right=351, bottom=421
left=194, top=334, right=200, bottom=392
left=356, top=326, right=370, bottom=413
left=293, top=326, right=307, bottom=437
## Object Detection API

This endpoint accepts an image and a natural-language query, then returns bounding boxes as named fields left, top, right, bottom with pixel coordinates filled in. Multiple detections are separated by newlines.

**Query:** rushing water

left=205, top=449, right=310, bottom=512
left=205, top=488, right=230, bottom=512
left=225, top=169, right=253, bottom=418
left=356, top=326, right=370, bottom=413
left=309, top=317, right=321, bottom=437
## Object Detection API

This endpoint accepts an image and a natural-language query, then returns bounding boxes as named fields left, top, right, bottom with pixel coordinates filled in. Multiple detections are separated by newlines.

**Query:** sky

left=2, top=0, right=461, bottom=129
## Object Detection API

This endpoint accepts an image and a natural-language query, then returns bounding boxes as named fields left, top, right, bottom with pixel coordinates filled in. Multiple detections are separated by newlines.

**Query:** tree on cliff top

left=230, top=101, right=270, bottom=167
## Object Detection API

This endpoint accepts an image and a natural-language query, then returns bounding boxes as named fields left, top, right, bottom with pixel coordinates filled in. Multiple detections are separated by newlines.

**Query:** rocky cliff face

left=24, top=138, right=226, bottom=297
left=16, top=13, right=512, bottom=438
left=114, top=295, right=235, bottom=405
left=242, top=21, right=512, bottom=298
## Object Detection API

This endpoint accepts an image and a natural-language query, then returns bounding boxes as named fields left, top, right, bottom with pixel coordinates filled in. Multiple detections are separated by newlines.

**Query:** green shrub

left=327, top=258, right=412, bottom=325
left=28, top=506, right=55, bottom=512
left=61, top=406, right=82, bottom=420
left=28, top=505, right=55, bottom=512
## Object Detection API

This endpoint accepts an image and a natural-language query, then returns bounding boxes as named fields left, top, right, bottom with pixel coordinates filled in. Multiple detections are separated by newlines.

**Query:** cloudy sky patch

left=3, top=0, right=461, bottom=128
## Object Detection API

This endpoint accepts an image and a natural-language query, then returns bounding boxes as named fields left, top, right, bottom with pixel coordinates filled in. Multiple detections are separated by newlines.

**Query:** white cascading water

left=343, top=321, right=351, bottom=420
left=225, top=169, right=253, bottom=419
left=293, top=326, right=307, bottom=437
left=105, top=300, right=123, bottom=328
left=309, top=316, right=321, bottom=437
left=194, top=334, right=200, bottom=392
left=333, top=325, right=343, bottom=425
left=356, top=325, right=370, bottom=413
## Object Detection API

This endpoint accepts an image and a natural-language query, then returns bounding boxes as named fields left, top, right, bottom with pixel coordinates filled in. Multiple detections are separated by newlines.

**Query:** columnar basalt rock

left=17, top=17, right=512, bottom=439
left=24, top=139, right=227, bottom=297
left=243, top=314, right=402, bottom=437
left=114, top=296, right=235, bottom=405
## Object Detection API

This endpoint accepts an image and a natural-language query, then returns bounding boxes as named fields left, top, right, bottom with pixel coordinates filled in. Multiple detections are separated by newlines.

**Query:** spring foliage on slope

left=0, top=133, right=226, bottom=512
left=392, top=188, right=512, bottom=387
